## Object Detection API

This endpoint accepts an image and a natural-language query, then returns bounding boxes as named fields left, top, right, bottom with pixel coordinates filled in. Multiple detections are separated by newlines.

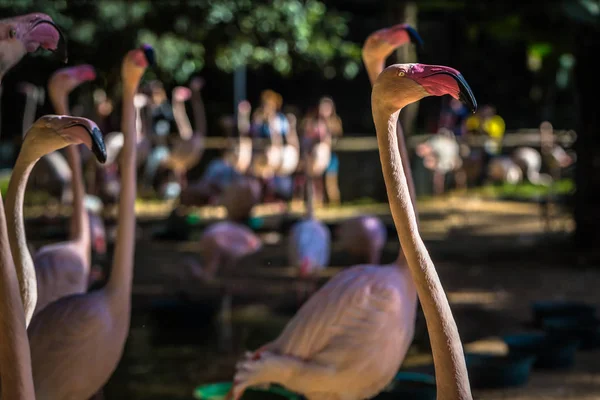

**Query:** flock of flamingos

left=0, top=11, right=483, bottom=400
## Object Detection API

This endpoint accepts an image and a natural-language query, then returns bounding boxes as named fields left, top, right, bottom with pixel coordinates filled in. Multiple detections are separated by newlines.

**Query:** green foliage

left=0, top=0, right=361, bottom=83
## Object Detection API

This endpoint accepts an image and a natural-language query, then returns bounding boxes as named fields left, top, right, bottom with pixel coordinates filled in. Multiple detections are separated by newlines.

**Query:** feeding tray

left=542, top=316, right=600, bottom=350
left=531, top=300, right=596, bottom=327
left=193, top=382, right=301, bottom=400
left=503, top=332, right=580, bottom=369
left=373, top=372, right=436, bottom=400
left=465, top=352, right=535, bottom=389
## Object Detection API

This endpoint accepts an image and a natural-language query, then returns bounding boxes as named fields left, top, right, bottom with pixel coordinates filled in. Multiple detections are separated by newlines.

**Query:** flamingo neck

left=51, top=91, right=90, bottom=263
left=5, top=153, right=39, bottom=327
left=191, top=88, right=207, bottom=136
left=0, top=193, right=36, bottom=400
left=363, top=53, right=419, bottom=264
left=372, top=105, right=471, bottom=400
left=363, top=56, right=385, bottom=86
left=172, top=96, right=193, bottom=140
left=105, top=80, right=138, bottom=303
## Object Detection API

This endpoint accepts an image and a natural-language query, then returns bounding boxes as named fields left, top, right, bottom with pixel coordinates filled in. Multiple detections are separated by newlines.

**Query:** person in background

left=250, top=89, right=290, bottom=201
left=299, top=107, right=330, bottom=205
left=318, top=96, right=343, bottom=205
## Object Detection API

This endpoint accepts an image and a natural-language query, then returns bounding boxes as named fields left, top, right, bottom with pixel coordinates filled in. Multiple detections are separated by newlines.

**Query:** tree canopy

left=0, top=0, right=362, bottom=84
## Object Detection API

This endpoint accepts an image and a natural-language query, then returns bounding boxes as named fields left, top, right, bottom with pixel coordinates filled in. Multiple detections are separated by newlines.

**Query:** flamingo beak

left=29, top=19, right=68, bottom=62
left=424, top=70, right=477, bottom=113
left=403, top=25, right=424, bottom=50
left=59, top=118, right=107, bottom=163
left=141, top=44, right=156, bottom=67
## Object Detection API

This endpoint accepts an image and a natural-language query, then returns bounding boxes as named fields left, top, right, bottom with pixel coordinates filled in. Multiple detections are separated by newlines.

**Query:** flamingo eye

left=8, top=27, right=16, bottom=38
left=398, top=71, right=406, bottom=77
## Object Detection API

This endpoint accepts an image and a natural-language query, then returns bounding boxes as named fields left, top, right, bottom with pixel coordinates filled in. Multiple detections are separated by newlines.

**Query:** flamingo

left=231, top=63, right=476, bottom=400
left=182, top=221, right=262, bottom=283
left=336, top=215, right=387, bottom=265
left=20, top=46, right=151, bottom=399
left=0, top=13, right=66, bottom=82
left=0, top=188, right=36, bottom=400
left=24, top=65, right=99, bottom=317
left=335, top=24, right=422, bottom=268
left=162, top=77, right=206, bottom=191
left=220, top=176, right=263, bottom=222
left=17, top=82, right=44, bottom=136
left=288, top=153, right=331, bottom=303
left=0, top=12, right=66, bottom=400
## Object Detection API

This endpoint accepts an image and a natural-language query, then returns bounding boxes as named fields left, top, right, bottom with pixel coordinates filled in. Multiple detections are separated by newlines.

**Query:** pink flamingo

left=28, top=65, right=98, bottom=316
left=24, top=46, right=152, bottom=399
left=336, top=23, right=421, bottom=270
left=231, top=63, right=476, bottom=400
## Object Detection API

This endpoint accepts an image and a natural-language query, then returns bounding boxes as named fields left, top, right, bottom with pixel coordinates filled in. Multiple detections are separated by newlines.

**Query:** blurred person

left=250, top=89, right=290, bottom=201
left=318, top=96, right=343, bottom=205
left=298, top=107, right=331, bottom=205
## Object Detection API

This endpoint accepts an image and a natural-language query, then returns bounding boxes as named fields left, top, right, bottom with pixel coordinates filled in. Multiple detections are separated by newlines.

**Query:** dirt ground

left=53, top=196, right=598, bottom=400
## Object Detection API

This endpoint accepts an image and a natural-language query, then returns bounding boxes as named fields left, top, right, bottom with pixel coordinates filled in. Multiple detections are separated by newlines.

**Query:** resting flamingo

left=13, top=46, right=151, bottom=400
left=288, top=156, right=331, bottom=303
left=336, top=24, right=422, bottom=267
left=231, top=63, right=476, bottom=400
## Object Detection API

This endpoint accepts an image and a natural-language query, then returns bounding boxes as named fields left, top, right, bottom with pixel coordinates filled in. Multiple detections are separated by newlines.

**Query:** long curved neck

left=191, top=88, right=207, bottom=136
left=21, top=92, right=37, bottom=138
left=363, top=54, right=385, bottom=86
left=172, top=96, right=193, bottom=140
left=50, top=92, right=90, bottom=262
left=372, top=106, right=471, bottom=400
left=0, top=194, right=36, bottom=400
left=105, top=79, right=138, bottom=302
left=364, top=52, right=419, bottom=264
left=6, top=151, right=40, bottom=326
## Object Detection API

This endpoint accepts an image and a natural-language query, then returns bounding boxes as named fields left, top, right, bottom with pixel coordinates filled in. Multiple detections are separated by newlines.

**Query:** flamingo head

left=0, top=13, right=67, bottom=79
left=363, top=23, right=423, bottom=61
left=25, top=115, right=107, bottom=163
left=49, top=64, right=96, bottom=101
left=172, top=86, right=192, bottom=102
left=373, top=63, right=477, bottom=114
left=122, top=44, right=155, bottom=86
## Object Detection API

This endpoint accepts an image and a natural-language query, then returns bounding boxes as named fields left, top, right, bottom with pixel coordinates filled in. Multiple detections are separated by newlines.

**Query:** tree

left=0, top=0, right=362, bottom=85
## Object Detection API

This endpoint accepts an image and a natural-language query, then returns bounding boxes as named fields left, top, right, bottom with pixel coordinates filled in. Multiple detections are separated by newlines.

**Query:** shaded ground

left=30, top=196, right=597, bottom=399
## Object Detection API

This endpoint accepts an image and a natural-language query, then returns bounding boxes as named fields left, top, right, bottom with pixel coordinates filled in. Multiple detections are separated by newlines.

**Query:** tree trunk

left=573, top=22, right=600, bottom=253
left=388, top=1, right=419, bottom=136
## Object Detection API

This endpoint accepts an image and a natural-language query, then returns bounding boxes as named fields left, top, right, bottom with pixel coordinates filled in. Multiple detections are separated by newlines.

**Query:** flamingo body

left=337, top=215, right=387, bottom=264
left=235, top=265, right=416, bottom=400
left=288, top=219, right=330, bottom=276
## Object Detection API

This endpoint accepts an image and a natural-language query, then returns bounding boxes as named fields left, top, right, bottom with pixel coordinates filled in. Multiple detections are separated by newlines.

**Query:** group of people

left=415, top=98, right=575, bottom=195
left=180, top=89, right=344, bottom=212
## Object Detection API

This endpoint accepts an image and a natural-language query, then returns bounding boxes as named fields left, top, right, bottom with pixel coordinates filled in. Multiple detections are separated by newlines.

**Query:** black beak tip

left=91, top=127, right=107, bottom=164
left=404, top=25, right=424, bottom=50
left=142, top=45, right=156, bottom=67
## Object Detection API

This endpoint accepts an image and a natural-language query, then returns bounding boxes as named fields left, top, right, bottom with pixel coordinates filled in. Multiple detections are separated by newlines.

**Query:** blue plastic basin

left=373, top=372, right=437, bottom=400
left=531, top=301, right=596, bottom=327
left=465, top=352, right=536, bottom=389
left=503, top=332, right=580, bottom=369
left=542, top=316, right=600, bottom=350
left=194, top=382, right=301, bottom=400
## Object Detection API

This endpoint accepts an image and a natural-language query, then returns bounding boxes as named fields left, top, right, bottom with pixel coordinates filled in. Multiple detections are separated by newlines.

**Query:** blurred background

left=1, top=0, right=600, bottom=399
